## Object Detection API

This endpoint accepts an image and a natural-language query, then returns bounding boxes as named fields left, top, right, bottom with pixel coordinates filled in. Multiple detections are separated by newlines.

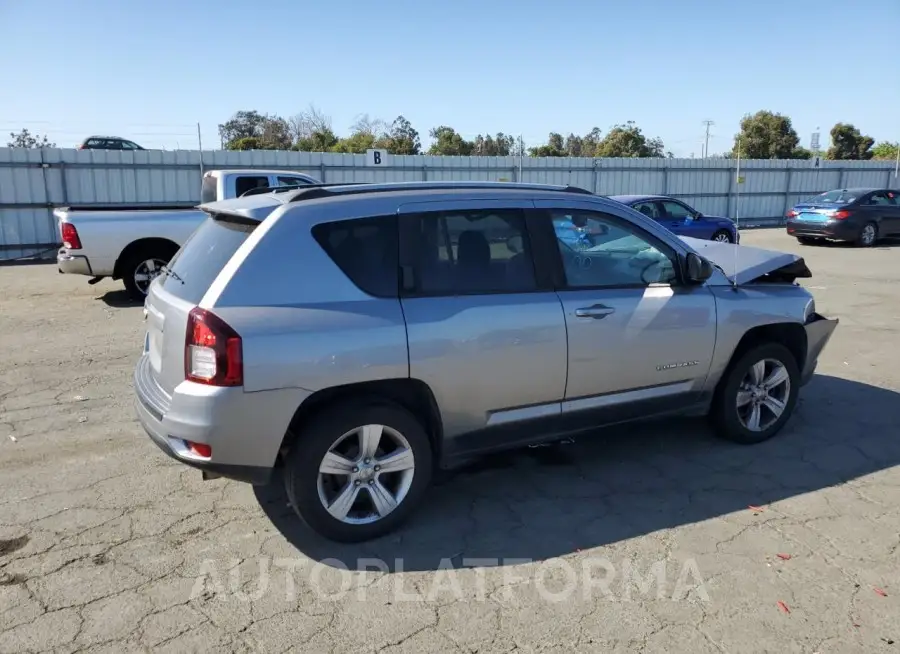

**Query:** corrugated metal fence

left=1, top=147, right=898, bottom=260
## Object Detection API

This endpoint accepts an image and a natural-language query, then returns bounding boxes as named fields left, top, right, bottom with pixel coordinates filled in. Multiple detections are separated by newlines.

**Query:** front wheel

left=283, top=402, right=433, bottom=542
left=711, top=230, right=733, bottom=243
left=710, top=342, right=800, bottom=444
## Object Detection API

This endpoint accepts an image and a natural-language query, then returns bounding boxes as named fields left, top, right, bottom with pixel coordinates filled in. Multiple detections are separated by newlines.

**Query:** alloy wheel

left=316, top=424, right=416, bottom=525
left=736, top=358, right=791, bottom=432
left=133, top=258, right=167, bottom=295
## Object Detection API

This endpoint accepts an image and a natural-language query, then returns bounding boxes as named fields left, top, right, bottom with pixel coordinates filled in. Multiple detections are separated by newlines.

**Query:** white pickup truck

left=55, top=169, right=320, bottom=299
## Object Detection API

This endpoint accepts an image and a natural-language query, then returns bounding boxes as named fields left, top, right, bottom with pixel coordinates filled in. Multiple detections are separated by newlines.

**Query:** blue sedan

left=609, top=194, right=739, bottom=243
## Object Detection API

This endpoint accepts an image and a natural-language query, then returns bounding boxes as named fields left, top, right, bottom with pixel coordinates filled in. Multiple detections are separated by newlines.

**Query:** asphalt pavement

left=1, top=230, right=898, bottom=653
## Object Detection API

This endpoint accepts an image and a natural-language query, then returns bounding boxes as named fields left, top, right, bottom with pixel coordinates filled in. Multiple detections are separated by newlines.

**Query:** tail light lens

left=61, top=223, right=82, bottom=249
left=785, top=210, right=798, bottom=218
left=830, top=210, right=851, bottom=220
left=185, top=308, right=243, bottom=386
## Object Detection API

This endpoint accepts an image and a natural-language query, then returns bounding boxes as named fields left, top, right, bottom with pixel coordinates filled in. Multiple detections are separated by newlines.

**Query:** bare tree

left=350, top=113, right=388, bottom=137
left=288, top=104, right=332, bottom=142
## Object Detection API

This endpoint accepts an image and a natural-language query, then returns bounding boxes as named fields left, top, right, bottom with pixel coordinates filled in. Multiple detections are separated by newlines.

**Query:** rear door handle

left=574, top=304, right=616, bottom=319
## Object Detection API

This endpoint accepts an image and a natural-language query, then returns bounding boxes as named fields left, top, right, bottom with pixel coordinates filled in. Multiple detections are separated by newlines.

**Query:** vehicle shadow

left=98, top=290, right=142, bottom=308
left=805, top=237, right=900, bottom=250
left=255, top=374, right=900, bottom=571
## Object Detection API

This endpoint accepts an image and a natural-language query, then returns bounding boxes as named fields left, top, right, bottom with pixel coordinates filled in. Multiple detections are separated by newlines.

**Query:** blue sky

left=2, top=0, right=898, bottom=157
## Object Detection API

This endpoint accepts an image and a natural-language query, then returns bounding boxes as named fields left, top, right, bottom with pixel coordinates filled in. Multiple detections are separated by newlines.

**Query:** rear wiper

left=160, top=265, right=184, bottom=285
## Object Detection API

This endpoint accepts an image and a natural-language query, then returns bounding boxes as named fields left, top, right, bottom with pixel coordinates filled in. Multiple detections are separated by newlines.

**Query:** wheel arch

left=720, top=321, right=807, bottom=387
left=279, top=378, right=444, bottom=465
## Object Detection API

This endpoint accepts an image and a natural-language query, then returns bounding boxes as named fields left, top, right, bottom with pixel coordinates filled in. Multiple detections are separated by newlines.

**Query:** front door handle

left=574, top=304, right=616, bottom=319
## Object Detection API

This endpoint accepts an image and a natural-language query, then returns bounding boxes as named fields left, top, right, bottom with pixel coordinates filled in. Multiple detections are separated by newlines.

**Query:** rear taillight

left=831, top=210, right=851, bottom=220
left=785, top=210, right=798, bottom=218
left=61, top=223, right=82, bottom=249
left=185, top=308, right=243, bottom=386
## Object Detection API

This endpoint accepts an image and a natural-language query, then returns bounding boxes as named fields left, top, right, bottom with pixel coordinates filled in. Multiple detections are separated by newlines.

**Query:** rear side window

left=159, top=217, right=255, bottom=303
left=312, top=216, right=398, bottom=298
left=234, top=176, right=270, bottom=198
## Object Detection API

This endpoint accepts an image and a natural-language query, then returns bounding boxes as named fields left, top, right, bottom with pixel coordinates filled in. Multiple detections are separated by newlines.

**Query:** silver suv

left=133, top=182, right=838, bottom=542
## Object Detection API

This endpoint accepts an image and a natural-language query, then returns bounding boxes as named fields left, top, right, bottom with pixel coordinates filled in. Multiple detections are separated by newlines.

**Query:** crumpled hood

left=679, top=236, right=811, bottom=285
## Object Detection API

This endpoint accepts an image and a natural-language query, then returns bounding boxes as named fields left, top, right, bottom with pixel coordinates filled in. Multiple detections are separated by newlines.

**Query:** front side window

left=407, top=209, right=536, bottom=295
left=660, top=200, right=694, bottom=220
left=549, top=210, right=678, bottom=287
left=312, top=216, right=398, bottom=298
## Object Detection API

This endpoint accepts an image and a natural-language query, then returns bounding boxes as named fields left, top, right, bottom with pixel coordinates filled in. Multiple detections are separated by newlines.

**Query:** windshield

left=807, top=190, right=858, bottom=205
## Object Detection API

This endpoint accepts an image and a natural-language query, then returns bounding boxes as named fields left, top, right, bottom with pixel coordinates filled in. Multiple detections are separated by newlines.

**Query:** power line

left=701, top=120, right=715, bottom=158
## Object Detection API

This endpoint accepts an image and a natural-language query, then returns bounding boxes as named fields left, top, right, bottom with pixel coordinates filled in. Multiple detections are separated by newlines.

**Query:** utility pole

left=702, top=120, right=714, bottom=158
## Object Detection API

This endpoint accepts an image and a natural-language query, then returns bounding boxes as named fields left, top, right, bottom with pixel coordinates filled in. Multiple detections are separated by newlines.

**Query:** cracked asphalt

left=1, top=229, right=899, bottom=653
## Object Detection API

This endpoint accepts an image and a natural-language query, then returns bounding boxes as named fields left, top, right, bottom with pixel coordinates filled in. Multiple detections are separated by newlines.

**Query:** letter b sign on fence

left=366, top=149, right=388, bottom=167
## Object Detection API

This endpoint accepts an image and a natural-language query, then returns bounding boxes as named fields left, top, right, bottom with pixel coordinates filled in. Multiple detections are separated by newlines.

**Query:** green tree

left=384, top=116, right=421, bottom=155
left=294, top=128, right=339, bottom=152
left=228, top=137, right=264, bottom=150
left=427, top=126, right=474, bottom=156
left=872, top=141, right=900, bottom=160
left=731, top=111, right=801, bottom=159
left=826, top=123, right=874, bottom=160
left=472, top=133, right=516, bottom=156
left=529, top=132, right=566, bottom=157
left=595, top=122, right=666, bottom=158
left=218, top=110, right=292, bottom=150
left=792, top=147, right=813, bottom=160
left=7, top=128, right=55, bottom=148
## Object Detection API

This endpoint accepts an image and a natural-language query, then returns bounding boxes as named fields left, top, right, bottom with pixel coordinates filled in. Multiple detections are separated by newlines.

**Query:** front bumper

left=786, top=218, right=857, bottom=241
left=57, top=250, right=93, bottom=276
left=132, top=354, right=294, bottom=485
left=800, top=312, right=839, bottom=385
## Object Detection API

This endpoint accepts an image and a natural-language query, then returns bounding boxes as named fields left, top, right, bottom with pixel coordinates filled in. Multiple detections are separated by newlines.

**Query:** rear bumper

left=57, top=250, right=94, bottom=276
left=786, top=218, right=858, bottom=241
left=801, top=312, right=839, bottom=385
left=132, top=354, right=306, bottom=485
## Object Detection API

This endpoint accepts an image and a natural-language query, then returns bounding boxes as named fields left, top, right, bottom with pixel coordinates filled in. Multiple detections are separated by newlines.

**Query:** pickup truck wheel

left=121, top=250, right=175, bottom=300
left=711, top=342, right=800, bottom=445
left=283, top=402, right=433, bottom=543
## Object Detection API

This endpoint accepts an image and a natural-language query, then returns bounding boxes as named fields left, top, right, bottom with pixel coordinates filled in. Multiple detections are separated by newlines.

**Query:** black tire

left=796, top=236, right=820, bottom=246
left=856, top=221, right=878, bottom=248
left=710, top=342, right=800, bottom=445
left=120, top=245, right=178, bottom=301
left=711, top=230, right=733, bottom=243
left=283, top=401, right=433, bottom=542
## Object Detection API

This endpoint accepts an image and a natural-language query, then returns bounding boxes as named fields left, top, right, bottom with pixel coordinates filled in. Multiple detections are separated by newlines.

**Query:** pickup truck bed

left=56, top=169, right=321, bottom=300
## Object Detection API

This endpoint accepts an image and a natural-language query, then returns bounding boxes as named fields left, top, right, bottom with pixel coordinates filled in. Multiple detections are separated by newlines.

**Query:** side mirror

left=694, top=212, right=704, bottom=220
left=587, top=223, right=609, bottom=236
left=685, top=252, right=714, bottom=283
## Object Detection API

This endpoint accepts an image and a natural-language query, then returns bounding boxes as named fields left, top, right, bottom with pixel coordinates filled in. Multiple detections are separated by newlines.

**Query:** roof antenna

left=731, top=136, right=741, bottom=290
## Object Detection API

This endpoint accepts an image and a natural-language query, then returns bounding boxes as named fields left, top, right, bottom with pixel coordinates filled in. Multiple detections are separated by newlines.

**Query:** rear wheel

left=711, top=230, right=733, bottom=243
left=856, top=222, right=877, bottom=247
left=710, top=342, right=800, bottom=445
left=283, top=402, right=433, bottom=542
left=120, top=245, right=178, bottom=300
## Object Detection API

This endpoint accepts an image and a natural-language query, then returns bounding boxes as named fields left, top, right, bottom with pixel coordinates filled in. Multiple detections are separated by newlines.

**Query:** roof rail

left=286, top=181, right=595, bottom=203
left=239, top=182, right=364, bottom=198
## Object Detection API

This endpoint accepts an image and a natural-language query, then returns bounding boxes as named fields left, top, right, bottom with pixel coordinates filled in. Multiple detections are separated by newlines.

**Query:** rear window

left=158, top=216, right=255, bottom=303
left=809, top=190, right=858, bottom=204
left=200, top=174, right=218, bottom=204
left=312, top=216, right=398, bottom=297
